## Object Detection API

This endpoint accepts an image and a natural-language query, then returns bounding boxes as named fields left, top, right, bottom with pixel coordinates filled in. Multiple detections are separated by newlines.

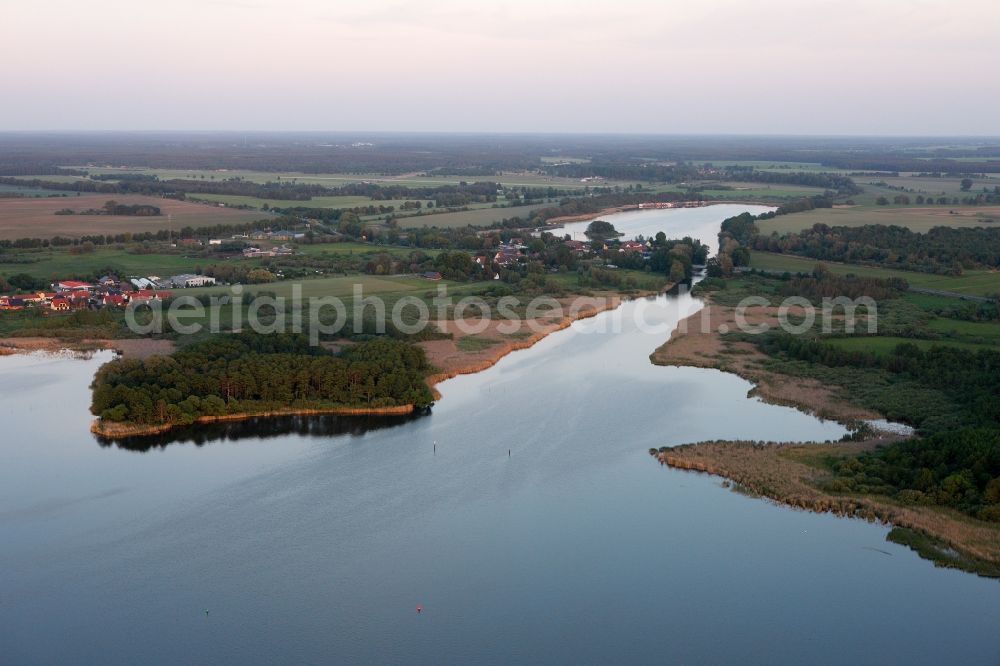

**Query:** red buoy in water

left=416, top=604, right=423, bottom=614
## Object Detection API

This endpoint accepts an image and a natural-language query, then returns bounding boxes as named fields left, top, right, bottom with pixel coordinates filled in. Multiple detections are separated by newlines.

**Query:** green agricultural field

left=748, top=250, right=1000, bottom=297
left=873, top=174, right=1000, bottom=196
left=9, top=174, right=97, bottom=184
left=544, top=267, right=665, bottom=293
left=924, top=318, right=1000, bottom=345
left=179, top=274, right=441, bottom=300
left=0, top=247, right=238, bottom=283
left=295, top=242, right=439, bottom=259
left=757, top=205, right=1000, bottom=234
left=901, top=292, right=959, bottom=310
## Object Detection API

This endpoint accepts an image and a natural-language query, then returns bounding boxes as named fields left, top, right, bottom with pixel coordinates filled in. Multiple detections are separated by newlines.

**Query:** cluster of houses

left=470, top=236, right=654, bottom=273
left=0, top=272, right=219, bottom=313
left=0, top=278, right=171, bottom=313
left=490, top=238, right=529, bottom=267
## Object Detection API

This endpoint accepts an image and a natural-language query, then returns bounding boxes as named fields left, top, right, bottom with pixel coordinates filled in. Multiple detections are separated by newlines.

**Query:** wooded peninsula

left=90, top=333, right=435, bottom=435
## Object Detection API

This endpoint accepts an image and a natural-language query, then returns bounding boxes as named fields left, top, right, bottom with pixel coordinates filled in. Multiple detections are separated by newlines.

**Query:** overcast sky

left=2, top=0, right=997, bottom=134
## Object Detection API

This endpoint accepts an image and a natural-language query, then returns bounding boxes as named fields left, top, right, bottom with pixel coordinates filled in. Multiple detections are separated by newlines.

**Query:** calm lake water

left=549, top=203, right=776, bottom=253
left=2, top=206, right=998, bottom=665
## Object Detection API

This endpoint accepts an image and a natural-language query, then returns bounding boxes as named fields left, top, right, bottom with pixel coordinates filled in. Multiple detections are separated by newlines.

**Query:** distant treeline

left=719, top=168, right=862, bottom=195
left=753, top=224, right=1000, bottom=275
left=3, top=133, right=1000, bottom=178
left=545, top=162, right=701, bottom=182
left=91, top=333, right=435, bottom=425
left=55, top=201, right=161, bottom=216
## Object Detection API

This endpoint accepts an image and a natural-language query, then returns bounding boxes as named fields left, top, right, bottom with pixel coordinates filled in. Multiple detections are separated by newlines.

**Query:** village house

left=102, top=294, right=127, bottom=308
left=619, top=241, right=647, bottom=253
left=126, top=289, right=173, bottom=304
left=0, top=296, right=25, bottom=311
left=493, top=249, right=521, bottom=266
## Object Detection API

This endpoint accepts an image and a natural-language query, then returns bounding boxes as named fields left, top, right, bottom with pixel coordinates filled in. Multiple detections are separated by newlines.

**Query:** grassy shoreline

left=652, top=440, right=1000, bottom=576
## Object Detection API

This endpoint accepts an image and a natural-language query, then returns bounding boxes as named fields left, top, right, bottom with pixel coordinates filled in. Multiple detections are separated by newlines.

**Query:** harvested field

left=0, top=194, right=271, bottom=240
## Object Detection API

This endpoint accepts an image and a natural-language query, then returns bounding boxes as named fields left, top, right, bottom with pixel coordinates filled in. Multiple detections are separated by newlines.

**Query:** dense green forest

left=91, top=333, right=435, bottom=425
left=825, top=429, right=1000, bottom=522
left=752, top=224, right=1000, bottom=274
left=758, top=336, right=1000, bottom=434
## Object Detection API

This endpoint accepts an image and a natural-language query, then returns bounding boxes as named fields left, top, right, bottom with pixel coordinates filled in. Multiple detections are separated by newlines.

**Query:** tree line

left=753, top=223, right=1000, bottom=275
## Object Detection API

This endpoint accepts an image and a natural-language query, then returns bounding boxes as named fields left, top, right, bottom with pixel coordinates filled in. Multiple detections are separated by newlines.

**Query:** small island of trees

left=91, top=333, right=435, bottom=428
left=584, top=220, right=623, bottom=239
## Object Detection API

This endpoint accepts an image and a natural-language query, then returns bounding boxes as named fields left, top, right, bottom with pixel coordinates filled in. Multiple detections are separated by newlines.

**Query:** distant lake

left=1, top=206, right=997, bottom=665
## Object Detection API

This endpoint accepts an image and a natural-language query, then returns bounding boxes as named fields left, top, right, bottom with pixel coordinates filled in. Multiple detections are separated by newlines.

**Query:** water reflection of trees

left=95, top=412, right=423, bottom=452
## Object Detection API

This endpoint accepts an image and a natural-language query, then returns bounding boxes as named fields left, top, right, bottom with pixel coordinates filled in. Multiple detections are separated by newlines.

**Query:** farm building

left=56, top=281, right=94, bottom=292
left=169, top=274, right=217, bottom=288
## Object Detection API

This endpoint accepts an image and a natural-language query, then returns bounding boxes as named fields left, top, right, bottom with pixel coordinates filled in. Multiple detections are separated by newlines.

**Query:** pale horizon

left=4, top=0, right=998, bottom=135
